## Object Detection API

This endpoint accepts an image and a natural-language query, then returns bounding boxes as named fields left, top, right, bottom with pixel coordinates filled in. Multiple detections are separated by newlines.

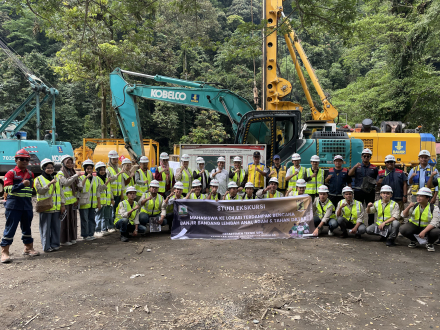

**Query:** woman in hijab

left=57, top=155, right=79, bottom=246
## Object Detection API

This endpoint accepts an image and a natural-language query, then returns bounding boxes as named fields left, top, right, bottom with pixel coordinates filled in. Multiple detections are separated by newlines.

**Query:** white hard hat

left=122, top=158, right=132, bottom=165
left=310, top=155, right=320, bottom=162
left=291, top=153, right=301, bottom=161
left=108, top=150, right=119, bottom=158
left=192, top=179, right=202, bottom=187
left=245, top=182, right=254, bottom=189
left=181, top=154, right=190, bottom=161
left=269, top=177, right=279, bottom=184
left=217, top=156, right=226, bottom=162
left=40, top=158, right=54, bottom=170
left=139, top=156, right=149, bottom=163
left=210, top=179, right=219, bottom=187
left=384, top=155, right=396, bottom=163
left=160, top=152, right=169, bottom=160
left=61, top=154, right=74, bottom=163
left=342, top=186, right=354, bottom=194
left=82, top=159, right=94, bottom=167
left=149, top=180, right=160, bottom=188
left=418, top=150, right=431, bottom=157
left=417, top=187, right=433, bottom=197
left=296, top=179, right=306, bottom=187
left=95, top=161, right=106, bottom=170
left=380, top=185, right=393, bottom=193
left=196, top=157, right=205, bottom=164
left=174, top=181, right=184, bottom=190
left=333, top=155, right=343, bottom=161
left=233, top=156, right=242, bottom=163
left=362, top=148, right=372, bottom=155
left=125, top=186, right=137, bottom=194
left=318, top=185, right=329, bottom=193
left=228, top=181, right=238, bottom=188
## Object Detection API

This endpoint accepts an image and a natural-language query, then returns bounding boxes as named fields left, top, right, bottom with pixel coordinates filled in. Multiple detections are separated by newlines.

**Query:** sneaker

left=408, top=241, right=417, bottom=248
left=44, top=248, right=54, bottom=253
left=120, top=235, right=129, bottom=242
left=70, top=240, right=77, bottom=244
left=52, top=247, right=60, bottom=251
left=95, top=231, right=103, bottom=237
left=426, top=244, right=435, bottom=252
left=341, top=231, right=348, bottom=238
left=327, top=229, right=334, bottom=236
left=386, top=239, right=396, bottom=247
left=85, top=236, right=96, bottom=241
left=108, top=229, right=116, bottom=233
left=61, top=242, right=72, bottom=246
left=434, top=239, right=440, bottom=246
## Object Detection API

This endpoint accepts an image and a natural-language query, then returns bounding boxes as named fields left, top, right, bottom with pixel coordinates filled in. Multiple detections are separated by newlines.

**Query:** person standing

left=107, top=150, right=124, bottom=221
left=268, top=154, right=287, bottom=195
left=335, top=187, right=367, bottom=238
left=175, top=154, right=192, bottom=196
left=325, top=155, right=351, bottom=207
left=312, top=185, right=337, bottom=237
left=256, top=177, right=284, bottom=198
left=57, top=154, right=80, bottom=245
left=285, top=153, right=306, bottom=191
left=193, top=157, right=210, bottom=194
left=304, top=155, right=325, bottom=201
left=408, top=150, right=438, bottom=203
left=94, top=162, right=114, bottom=236
left=229, top=156, right=247, bottom=192
left=210, top=157, right=229, bottom=196
left=1, top=149, right=39, bottom=263
left=155, top=152, right=175, bottom=197
left=247, top=151, right=267, bottom=193
left=135, top=156, right=152, bottom=202
left=121, top=158, right=135, bottom=198
left=348, top=148, right=378, bottom=226
left=34, top=159, right=65, bottom=252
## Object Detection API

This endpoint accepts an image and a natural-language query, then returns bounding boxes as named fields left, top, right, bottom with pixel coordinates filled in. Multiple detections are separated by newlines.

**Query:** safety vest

left=225, top=193, right=243, bottom=200
left=248, top=164, right=265, bottom=188
left=270, top=165, right=287, bottom=189
left=56, top=171, right=77, bottom=205
left=114, top=200, right=138, bottom=225
left=5, top=169, right=33, bottom=199
left=232, top=169, right=246, bottom=185
left=158, top=166, right=174, bottom=193
left=288, top=166, right=306, bottom=189
left=208, top=193, right=220, bottom=201
left=409, top=203, right=434, bottom=227
left=166, top=196, right=177, bottom=215
left=338, top=200, right=362, bottom=224
left=107, top=166, right=122, bottom=197
left=97, top=177, right=112, bottom=206
left=288, top=191, right=299, bottom=196
left=136, top=169, right=152, bottom=197
left=244, top=194, right=255, bottom=200
left=263, top=191, right=282, bottom=198
left=196, top=169, right=209, bottom=185
left=79, top=175, right=99, bottom=209
left=179, top=167, right=192, bottom=193
left=189, top=193, right=206, bottom=200
left=122, top=173, right=135, bottom=196
left=140, top=192, right=163, bottom=216
left=305, top=168, right=325, bottom=195
left=374, top=200, right=397, bottom=225
left=35, top=176, right=62, bottom=212
left=316, top=199, right=336, bottom=220
left=410, top=165, right=435, bottom=196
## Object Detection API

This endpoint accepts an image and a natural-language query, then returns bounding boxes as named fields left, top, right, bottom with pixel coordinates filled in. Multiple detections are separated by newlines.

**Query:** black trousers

left=354, top=190, right=376, bottom=225
left=329, top=195, right=343, bottom=208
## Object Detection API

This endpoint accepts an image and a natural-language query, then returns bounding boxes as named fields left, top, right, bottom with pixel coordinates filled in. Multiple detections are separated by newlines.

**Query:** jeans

left=115, top=219, right=147, bottom=236
left=366, top=221, right=400, bottom=239
left=337, top=216, right=366, bottom=235
left=139, top=213, right=168, bottom=227
left=95, top=205, right=112, bottom=232
left=1, top=209, right=34, bottom=246
left=112, top=196, right=121, bottom=221
left=399, top=222, right=440, bottom=244
left=39, top=212, right=61, bottom=251
left=79, top=207, right=96, bottom=238
left=313, top=215, right=338, bottom=232
left=354, top=190, right=376, bottom=225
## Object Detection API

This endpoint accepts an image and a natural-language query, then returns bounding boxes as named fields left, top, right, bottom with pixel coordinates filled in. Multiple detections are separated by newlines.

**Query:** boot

left=1, top=246, right=11, bottom=263
left=22, top=243, right=40, bottom=256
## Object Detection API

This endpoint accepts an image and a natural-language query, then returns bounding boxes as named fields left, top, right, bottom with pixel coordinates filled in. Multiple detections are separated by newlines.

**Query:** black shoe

left=341, top=231, right=348, bottom=238
left=120, top=235, right=129, bottom=242
left=355, top=234, right=362, bottom=239
left=386, top=239, right=396, bottom=247
left=408, top=241, right=417, bottom=248
left=379, top=236, right=387, bottom=242
left=434, top=239, right=440, bottom=246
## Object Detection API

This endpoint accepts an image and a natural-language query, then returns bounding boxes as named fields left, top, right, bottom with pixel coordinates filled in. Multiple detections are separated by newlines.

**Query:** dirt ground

left=1, top=204, right=440, bottom=330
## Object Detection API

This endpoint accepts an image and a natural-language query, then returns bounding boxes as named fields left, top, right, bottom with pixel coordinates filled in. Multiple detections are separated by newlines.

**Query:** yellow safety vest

left=316, top=199, right=336, bottom=220
left=232, top=169, right=246, bottom=185
left=287, top=166, right=306, bottom=189
left=122, top=173, right=135, bottom=196
left=410, top=165, right=435, bottom=196
left=35, top=176, right=62, bottom=212
left=409, top=204, right=433, bottom=227
left=79, top=175, right=99, bottom=209
left=180, top=168, right=192, bottom=194
left=166, top=196, right=176, bottom=215
left=157, top=166, right=174, bottom=193
left=97, top=177, right=112, bottom=206
left=189, top=193, right=206, bottom=200
left=225, top=193, right=243, bottom=200
left=374, top=200, right=397, bottom=225
left=208, top=193, right=220, bottom=201
left=107, top=166, right=122, bottom=197
left=244, top=194, right=255, bottom=200
left=140, top=192, right=163, bottom=216
left=263, top=191, right=282, bottom=198
left=270, top=165, right=287, bottom=189
left=248, top=164, right=265, bottom=188
left=114, top=200, right=138, bottom=225
left=305, top=168, right=325, bottom=195
left=56, top=171, right=77, bottom=205
left=136, top=169, right=152, bottom=197
left=338, top=200, right=362, bottom=224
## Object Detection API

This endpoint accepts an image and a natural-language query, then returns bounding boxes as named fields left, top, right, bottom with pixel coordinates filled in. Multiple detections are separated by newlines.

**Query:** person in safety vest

left=427, top=168, right=440, bottom=205
left=267, top=154, right=287, bottom=195
left=106, top=150, right=124, bottom=222
left=366, top=185, right=401, bottom=246
left=139, top=180, right=165, bottom=228
left=155, top=152, right=175, bottom=197
left=121, top=158, right=136, bottom=198
left=244, top=182, right=256, bottom=200
left=256, top=177, right=284, bottom=198
left=175, top=154, right=193, bottom=196
left=286, top=179, right=306, bottom=196
left=57, top=154, right=80, bottom=245
left=223, top=182, right=243, bottom=200
left=247, top=151, right=268, bottom=192
left=312, top=185, right=337, bottom=237
left=78, top=159, right=101, bottom=241
left=1, top=149, right=39, bottom=263
left=229, top=156, right=247, bottom=191
left=325, top=155, right=351, bottom=207
left=400, top=187, right=440, bottom=252
left=34, top=158, right=66, bottom=252
left=206, top=179, right=222, bottom=201
left=186, top=179, right=206, bottom=199
left=135, top=156, right=152, bottom=202
left=336, top=186, right=367, bottom=238
left=114, top=186, right=146, bottom=242
left=285, top=153, right=306, bottom=191
left=160, top=182, right=184, bottom=230
left=408, top=150, right=437, bottom=204
left=193, top=157, right=210, bottom=194
left=94, top=162, right=114, bottom=237
left=304, top=155, right=325, bottom=201
left=210, top=157, right=229, bottom=196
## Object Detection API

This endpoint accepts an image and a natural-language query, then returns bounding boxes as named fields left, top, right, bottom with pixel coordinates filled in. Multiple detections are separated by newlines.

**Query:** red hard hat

left=15, top=148, right=31, bottom=158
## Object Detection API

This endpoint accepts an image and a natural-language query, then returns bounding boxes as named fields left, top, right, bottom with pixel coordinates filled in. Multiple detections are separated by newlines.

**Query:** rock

left=253, top=319, right=259, bottom=324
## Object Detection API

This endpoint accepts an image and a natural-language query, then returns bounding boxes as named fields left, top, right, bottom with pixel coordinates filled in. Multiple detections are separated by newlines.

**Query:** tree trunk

left=101, top=84, right=108, bottom=138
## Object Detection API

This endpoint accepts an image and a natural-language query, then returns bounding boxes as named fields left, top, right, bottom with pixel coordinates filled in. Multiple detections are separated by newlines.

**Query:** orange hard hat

left=15, top=148, right=31, bottom=158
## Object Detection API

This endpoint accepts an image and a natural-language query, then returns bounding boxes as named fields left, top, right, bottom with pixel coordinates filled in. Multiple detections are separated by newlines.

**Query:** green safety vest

left=338, top=200, right=362, bottom=224
left=270, top=165, right=287, bottom=189
left=107, top=166, right=122, bottom=197
left=158, top=166, right=174, bottom=193
left=56, top=171, right=77, bottom=205
left=114, top=200, right=138, bottom=225
left=189, top=193, right=206, bottom=200
left=136, top=169, right=152, bottom=197
left=409, top=204, right=433, bottom=227
left=140, top=192, right=163, bottom=216
left=180, top=168, right=192, bottom=193
left=35, top=176, right=62, bottom=212
left=263, top=191, right=282, bottom=198
left=231, top=168, right=246, bottom=185
left=122, top=173, right=135, bottom=196
left=225, top=193, right=243, bottom=200
left=288, top=166, right=306, bottom=189
left=166, top=196, right=176, bottom=215
left=79, top=175, right=99, bottom=209
left=97, top=177, right=112, bottom=206
left=207, top=193, right=220, bottom=201
left=244, top=194, right=255, bottom=200
left=316, top=199, right=336, bottom=220
left=374, top=200, right=397, bottom=225
left=305, top=168, right=325, bottom=195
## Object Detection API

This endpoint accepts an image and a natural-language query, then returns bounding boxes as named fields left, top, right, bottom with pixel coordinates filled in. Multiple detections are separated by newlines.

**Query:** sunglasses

left=18, top=158, right=29, bottom=162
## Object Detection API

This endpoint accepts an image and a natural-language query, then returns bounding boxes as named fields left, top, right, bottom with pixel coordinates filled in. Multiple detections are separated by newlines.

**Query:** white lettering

left=151, top=89, right=187, bottom=101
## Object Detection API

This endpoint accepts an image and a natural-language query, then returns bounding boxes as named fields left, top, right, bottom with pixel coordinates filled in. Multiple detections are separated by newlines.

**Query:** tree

left=181, top=110, right=230, bottom=144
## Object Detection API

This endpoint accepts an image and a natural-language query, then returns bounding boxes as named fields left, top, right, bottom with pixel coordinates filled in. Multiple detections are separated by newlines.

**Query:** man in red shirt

left=1, top=149, right=40, bottom=263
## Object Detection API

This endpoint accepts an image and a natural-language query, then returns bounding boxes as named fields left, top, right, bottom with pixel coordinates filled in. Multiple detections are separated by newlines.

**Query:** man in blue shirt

left=325, top=155, right=351, bottom=207
left=408, top=150, right=438, bottom=204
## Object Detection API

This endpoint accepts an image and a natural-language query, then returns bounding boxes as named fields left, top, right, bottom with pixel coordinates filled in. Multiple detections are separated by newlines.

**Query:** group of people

left=1, top=146, right=439, bottom=263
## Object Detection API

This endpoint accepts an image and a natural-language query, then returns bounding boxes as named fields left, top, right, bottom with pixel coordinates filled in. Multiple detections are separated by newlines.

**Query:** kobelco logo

left=151, top=90, right=187, bottom=101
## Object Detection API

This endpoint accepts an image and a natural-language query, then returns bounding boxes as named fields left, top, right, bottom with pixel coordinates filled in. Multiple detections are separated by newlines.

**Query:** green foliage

left=181, top=110, right=230, bottom=144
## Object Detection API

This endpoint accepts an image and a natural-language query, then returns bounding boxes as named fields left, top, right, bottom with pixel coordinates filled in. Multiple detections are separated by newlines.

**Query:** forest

left=0, top=0, right=439, bottom=153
